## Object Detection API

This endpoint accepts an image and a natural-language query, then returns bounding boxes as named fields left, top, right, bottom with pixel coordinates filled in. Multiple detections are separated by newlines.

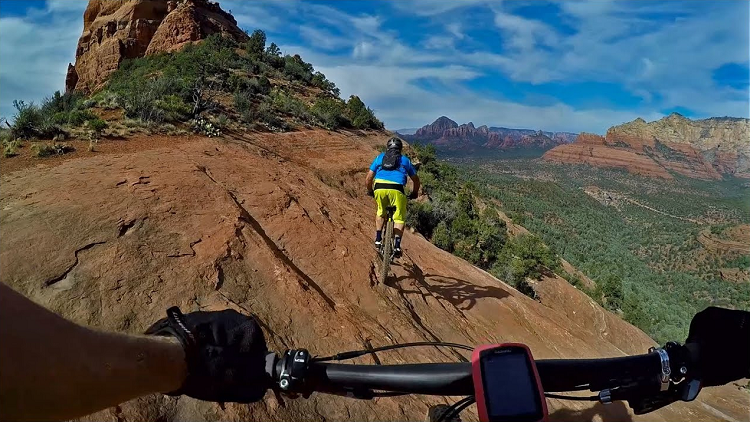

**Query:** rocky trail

left=1, top=131, right=748, bottom=421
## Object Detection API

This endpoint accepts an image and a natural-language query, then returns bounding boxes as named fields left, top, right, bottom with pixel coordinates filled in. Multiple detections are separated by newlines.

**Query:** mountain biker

left=1, top=281, right=749, bottom=421
left=365, top=137, right=420, bottom=258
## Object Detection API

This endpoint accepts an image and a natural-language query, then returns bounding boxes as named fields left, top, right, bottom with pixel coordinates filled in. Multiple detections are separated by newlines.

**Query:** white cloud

left=0, top=1, right=86, bottom=120
left=351, top=15, right=382, bottom=34
left=298, top=26, right=349, bottom=51
left=493, top=11, right=558, bottom=51
left=485, top=1, right=749, bottom=118
left=446, top=23, right=464, bottom=39
left=44, top=0, right=87, bottom=13
left=391, top=0, right=489, bottom=16
left=423, top=35, right=455, bottom=50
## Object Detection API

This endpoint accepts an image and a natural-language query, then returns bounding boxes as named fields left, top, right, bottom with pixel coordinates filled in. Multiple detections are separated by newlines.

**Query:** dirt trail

left=1, top=131, right=748, bottom=421
left=584, top=186, right=703, bottom=224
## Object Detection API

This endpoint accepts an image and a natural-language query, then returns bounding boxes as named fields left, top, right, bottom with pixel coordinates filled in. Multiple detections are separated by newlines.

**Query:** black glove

left=685, top=306, right=750, bottom=387
left=145, top=307, right=269, bottom=403
left=367, top=189, right=375, bottom=197
left=408, top=191, right=419, bottom=200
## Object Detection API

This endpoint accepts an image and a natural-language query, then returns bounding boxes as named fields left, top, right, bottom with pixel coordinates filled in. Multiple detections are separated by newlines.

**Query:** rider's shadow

left=548, top=401, right=633, bottom=422
left=387, top=261, right=511, bottom=311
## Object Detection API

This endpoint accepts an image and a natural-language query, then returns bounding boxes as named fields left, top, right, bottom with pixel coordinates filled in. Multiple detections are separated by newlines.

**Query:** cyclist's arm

left=410, top=174, right=421, bottom=196
left=0, top=283, right=187, bottom=422
left=365, top=170, right=375, bottom=192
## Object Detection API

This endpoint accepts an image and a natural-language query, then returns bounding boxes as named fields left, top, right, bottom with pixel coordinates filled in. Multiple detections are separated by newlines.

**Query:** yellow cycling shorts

left=374, top=180, right=407, bottom=224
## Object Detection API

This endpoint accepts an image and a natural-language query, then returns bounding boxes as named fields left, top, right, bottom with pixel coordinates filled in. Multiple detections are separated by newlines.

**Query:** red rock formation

left=545, top=116, right=750, bottom=180
left=66, top=0, right=248, bottom=93
left=407, top=117, right=576, bottom=152
left=544, top=142, right=674, bottom=179
left=412, top=116, right=458, bottom=140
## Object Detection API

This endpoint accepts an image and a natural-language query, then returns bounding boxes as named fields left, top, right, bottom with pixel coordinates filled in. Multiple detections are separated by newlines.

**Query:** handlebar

left=265, top=341, right=701, bottom=414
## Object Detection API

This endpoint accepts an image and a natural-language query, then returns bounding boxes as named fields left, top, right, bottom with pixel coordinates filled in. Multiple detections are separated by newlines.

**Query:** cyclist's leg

left=373, top=190, right=388, bottom=246
left=392, top=190, right=408, bottom=254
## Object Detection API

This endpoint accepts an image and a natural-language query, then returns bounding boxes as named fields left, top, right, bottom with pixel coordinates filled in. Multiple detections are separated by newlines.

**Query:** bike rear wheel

left=380, top=217, right=394, bottom=283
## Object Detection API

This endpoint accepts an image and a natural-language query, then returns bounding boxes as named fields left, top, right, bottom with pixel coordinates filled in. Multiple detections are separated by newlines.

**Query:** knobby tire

left=380, top=217, right=394, bottom=283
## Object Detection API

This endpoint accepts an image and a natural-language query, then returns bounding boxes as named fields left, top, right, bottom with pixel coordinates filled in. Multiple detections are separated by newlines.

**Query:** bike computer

left=472, top=343, right=548, bottom=422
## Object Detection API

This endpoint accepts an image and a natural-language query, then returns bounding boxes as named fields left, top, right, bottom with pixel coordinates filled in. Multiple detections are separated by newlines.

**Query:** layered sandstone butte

left=403, top=116, right=577, bottom=153
left=545, top=114, right=750, bottom=179
left=66, top=0, right=248, bottom=93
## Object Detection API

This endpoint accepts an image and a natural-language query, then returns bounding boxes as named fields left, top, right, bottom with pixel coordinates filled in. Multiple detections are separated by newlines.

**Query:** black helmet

left=387, top=137, right=403, bottom=151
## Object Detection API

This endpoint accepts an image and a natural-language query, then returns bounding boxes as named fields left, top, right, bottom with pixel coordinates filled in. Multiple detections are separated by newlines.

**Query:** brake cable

left=312, top=341, right=474, bottom=362
left=545, top=393, right=599, bottom=401
left=436, top=396, right=476, bottom=422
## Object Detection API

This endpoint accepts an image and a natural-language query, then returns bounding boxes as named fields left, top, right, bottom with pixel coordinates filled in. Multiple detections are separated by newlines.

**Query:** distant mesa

left=544, top=115, right=750, bottom=180
left=402, top=116, right=577, bottom=155
left=66, top=0, right=248, bottom=93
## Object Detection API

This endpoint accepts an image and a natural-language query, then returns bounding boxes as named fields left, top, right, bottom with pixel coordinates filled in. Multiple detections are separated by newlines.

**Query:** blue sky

left=0, top=0, right=748, bottom=133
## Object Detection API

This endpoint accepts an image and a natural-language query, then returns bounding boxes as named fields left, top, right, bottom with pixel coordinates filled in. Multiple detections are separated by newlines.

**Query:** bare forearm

left=411, top=175, right=421, bottom=195
left=0, top=284, right=187, bottom=421
left=365, top=171, right=375, bottom=191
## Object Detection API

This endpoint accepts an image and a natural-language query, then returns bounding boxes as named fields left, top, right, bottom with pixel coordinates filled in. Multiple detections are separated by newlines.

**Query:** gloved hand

left=408, top=191, right=419, bottom=200
left=367, top=189, right=375, bottom=198
left=685, top=306, right=750, bottom=387
left=146, top=307, right=269, bottom=403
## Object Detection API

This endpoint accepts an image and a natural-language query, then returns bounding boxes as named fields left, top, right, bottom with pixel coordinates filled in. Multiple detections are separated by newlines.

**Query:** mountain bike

left=265, top=340, right=711, bottom=422
left=378, top=205, right=397, bottom=283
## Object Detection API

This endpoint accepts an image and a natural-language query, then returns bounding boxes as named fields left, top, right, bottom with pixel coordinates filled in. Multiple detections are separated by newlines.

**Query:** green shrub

left=32, top=142, right=74, bottom=157
left=67, top=109, right=98, bottom=126
left=311, top=71, right=340, bottom=96
left=246, top=29, right=266, bottom=59
left=41, top=91, right=84, bottom=115
left=230, top=74, right=272, bottom=96
left=432, top=221, right=453, bottom=251
left=259, top=76, right=273, bottom=93
left=3, top=139, right=20, bottom=157
left=10, top=100, right=44, bottom=139
left=346, top=95, right=383, bottom=129
left=595, top=275, right=625, bottom=311
left=88, top=118, right=108, bottom=134
left=283, top=54, right=313, bottom=82
left=271, top=89, right=311, bottom=121
left=88, top=91, right=119, bottom=109
left=311, top=97, right=348, bottom=130
left=406, top=200, right=439, bottom=237
left=215, top=114, right=229, bottom=129
left=10, top=100, right=64, bottom=140
left=234, top=90, right=253, bottom=114
left=228, top=74, right=251, bottom=92
left=728, top=255, right=750, bottom=270
left=242, top=99, right=286, bottom=130
left=154, top=95, right=191, bottom=122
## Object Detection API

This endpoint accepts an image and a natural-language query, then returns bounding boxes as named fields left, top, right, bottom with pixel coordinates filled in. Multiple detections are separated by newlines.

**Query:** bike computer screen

left=472, top=344, right=548, bottom=422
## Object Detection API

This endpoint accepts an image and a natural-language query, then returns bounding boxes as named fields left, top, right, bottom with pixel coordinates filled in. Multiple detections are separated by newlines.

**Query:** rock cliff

left=66, top=0, right=248, bottom=93
left=544, top=115, right=750, bottom=179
